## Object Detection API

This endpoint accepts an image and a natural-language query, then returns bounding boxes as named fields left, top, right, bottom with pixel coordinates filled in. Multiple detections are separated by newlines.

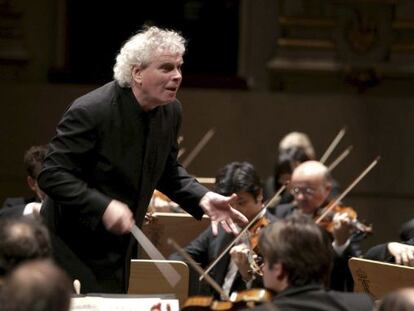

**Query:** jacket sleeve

left=156, top=102, right=208, bottom=220
left=169, top=227, right=213, bottom=268
left=38, top=104, right=111, bottom=229
left=365, top=239, right=414, bottom=263
left=365, top=243, right=393, bottom=262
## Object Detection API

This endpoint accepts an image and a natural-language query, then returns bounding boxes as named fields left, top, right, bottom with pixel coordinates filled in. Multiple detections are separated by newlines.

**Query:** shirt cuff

left=23, top=202, right=42, bottom=215
left=244, top=277, right=255, bottom=289
left=332, top=238, right=351, bottom=256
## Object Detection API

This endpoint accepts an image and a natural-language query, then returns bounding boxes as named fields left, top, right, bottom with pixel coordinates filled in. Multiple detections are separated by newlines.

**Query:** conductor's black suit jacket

left=38, top=81, right=208, bottom=293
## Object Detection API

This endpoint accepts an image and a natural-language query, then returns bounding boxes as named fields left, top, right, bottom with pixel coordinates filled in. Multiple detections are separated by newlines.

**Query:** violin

left=313, top=157, right=379, bottom=237
left=148, top=190, right=181, bottom=213
left=200, top=186, right=287, bottom=282
left=229, top=288, right=272, bottom=308
left=241, top=216, right=269, bottom=277
left=315, top=204, right=373, bottom=234
left=181, top=296, right=232, bottom=311
left=247, top=217, right=269, bottom=250
left=181, top=289, right=272, bottom=311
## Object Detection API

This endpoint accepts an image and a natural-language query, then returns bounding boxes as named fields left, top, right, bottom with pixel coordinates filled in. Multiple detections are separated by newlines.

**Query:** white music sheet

left=70, top=296, right=179, bottom=311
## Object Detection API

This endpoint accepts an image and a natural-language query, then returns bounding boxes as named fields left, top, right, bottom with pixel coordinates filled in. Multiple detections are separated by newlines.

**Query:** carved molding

left=268, top=0, right=414, bottom=89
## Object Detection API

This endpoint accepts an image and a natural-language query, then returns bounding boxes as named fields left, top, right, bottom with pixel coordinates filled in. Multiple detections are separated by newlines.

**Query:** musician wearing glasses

left=270, top=160, right=362, bottom=292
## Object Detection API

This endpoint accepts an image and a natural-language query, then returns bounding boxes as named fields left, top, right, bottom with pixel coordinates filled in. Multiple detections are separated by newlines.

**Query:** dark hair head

left=0, top=217, right=51, bottom=276
left=273, top=147, right=311, bottom=191
left=0, top=259, right=72, bottom=311
left=259, top=215, right=332, bottom=287
left=214, top=162, right=262, bottom=199
left=23, top=145, right=48, bottom=179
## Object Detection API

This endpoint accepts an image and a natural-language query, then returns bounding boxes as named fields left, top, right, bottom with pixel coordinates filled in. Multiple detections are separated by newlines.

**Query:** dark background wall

left=2, top=0, right=414, bottom=252
left=49, top=0, right=241, bottom=84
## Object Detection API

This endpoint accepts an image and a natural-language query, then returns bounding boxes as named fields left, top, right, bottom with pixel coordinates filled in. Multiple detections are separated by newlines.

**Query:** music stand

left=349, top=257, right=414, bottom=300
left=128, top=259, right=189, bottom=306
left=141, top=212, right=210, bottom=258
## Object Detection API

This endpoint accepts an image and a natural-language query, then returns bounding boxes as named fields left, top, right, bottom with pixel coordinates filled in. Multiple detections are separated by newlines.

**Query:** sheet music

left=70, top=296, right=179, bottom=311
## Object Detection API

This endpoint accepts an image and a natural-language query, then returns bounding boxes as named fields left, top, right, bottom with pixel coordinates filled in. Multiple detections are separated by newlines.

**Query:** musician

left=365, top=239, right=414, bottom=267
left=264, top=131, right=340, bottom=204
left=399, top=218, right=414, bottom=241
left=264, top=146, right=311, bottom=204
left=1, top=145, right=47, bottom=217
left=279, top=131, right=316, bottom=159
left=270, top=160, right=362, bottom=291
left=264, top=131, right=315, bottom=202
left=37, top=26, right=247, bottom=293
left=0, top=216, right=52, bottom=278
left=245, top=216, right=373, bottom=311
left=170, top=161, right=275, bottom=297
left=0, top=259, right=73, bottom=311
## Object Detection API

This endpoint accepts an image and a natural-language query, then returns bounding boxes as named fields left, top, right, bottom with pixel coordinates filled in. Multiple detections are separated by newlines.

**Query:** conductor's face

left=132, top=52, right=183, bottom=110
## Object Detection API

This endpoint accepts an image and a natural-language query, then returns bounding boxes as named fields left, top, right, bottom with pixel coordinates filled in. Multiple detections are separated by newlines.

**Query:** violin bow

left=168, top=238, right=229, bottom=300
left=319, top=127, right=347, bottom=164
left=178, top=148, right=186, bottom=160
left=327, top=145, right=353, bottom=172
left=315, top=156, right=380, bottom=225
left=177, top=136, right=185, bottom=159
left=182, top=128, right=216, bottom=169
left=199, top=129, right=352, bottom=281
left=199, top=185, right=286, bottom=282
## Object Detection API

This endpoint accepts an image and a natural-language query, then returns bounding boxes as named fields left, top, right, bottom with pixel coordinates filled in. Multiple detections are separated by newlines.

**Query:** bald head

left=292, top=161, right=330, bottom=184
left=290, top=161, right=332, bottom=215
left=399, top=288, right=414, bottom=305
left=378, top=287, right=414, bottom=311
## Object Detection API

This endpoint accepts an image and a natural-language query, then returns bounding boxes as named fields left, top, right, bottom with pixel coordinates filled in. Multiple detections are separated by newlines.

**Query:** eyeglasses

left=290, top=186, right=318, bottom=197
